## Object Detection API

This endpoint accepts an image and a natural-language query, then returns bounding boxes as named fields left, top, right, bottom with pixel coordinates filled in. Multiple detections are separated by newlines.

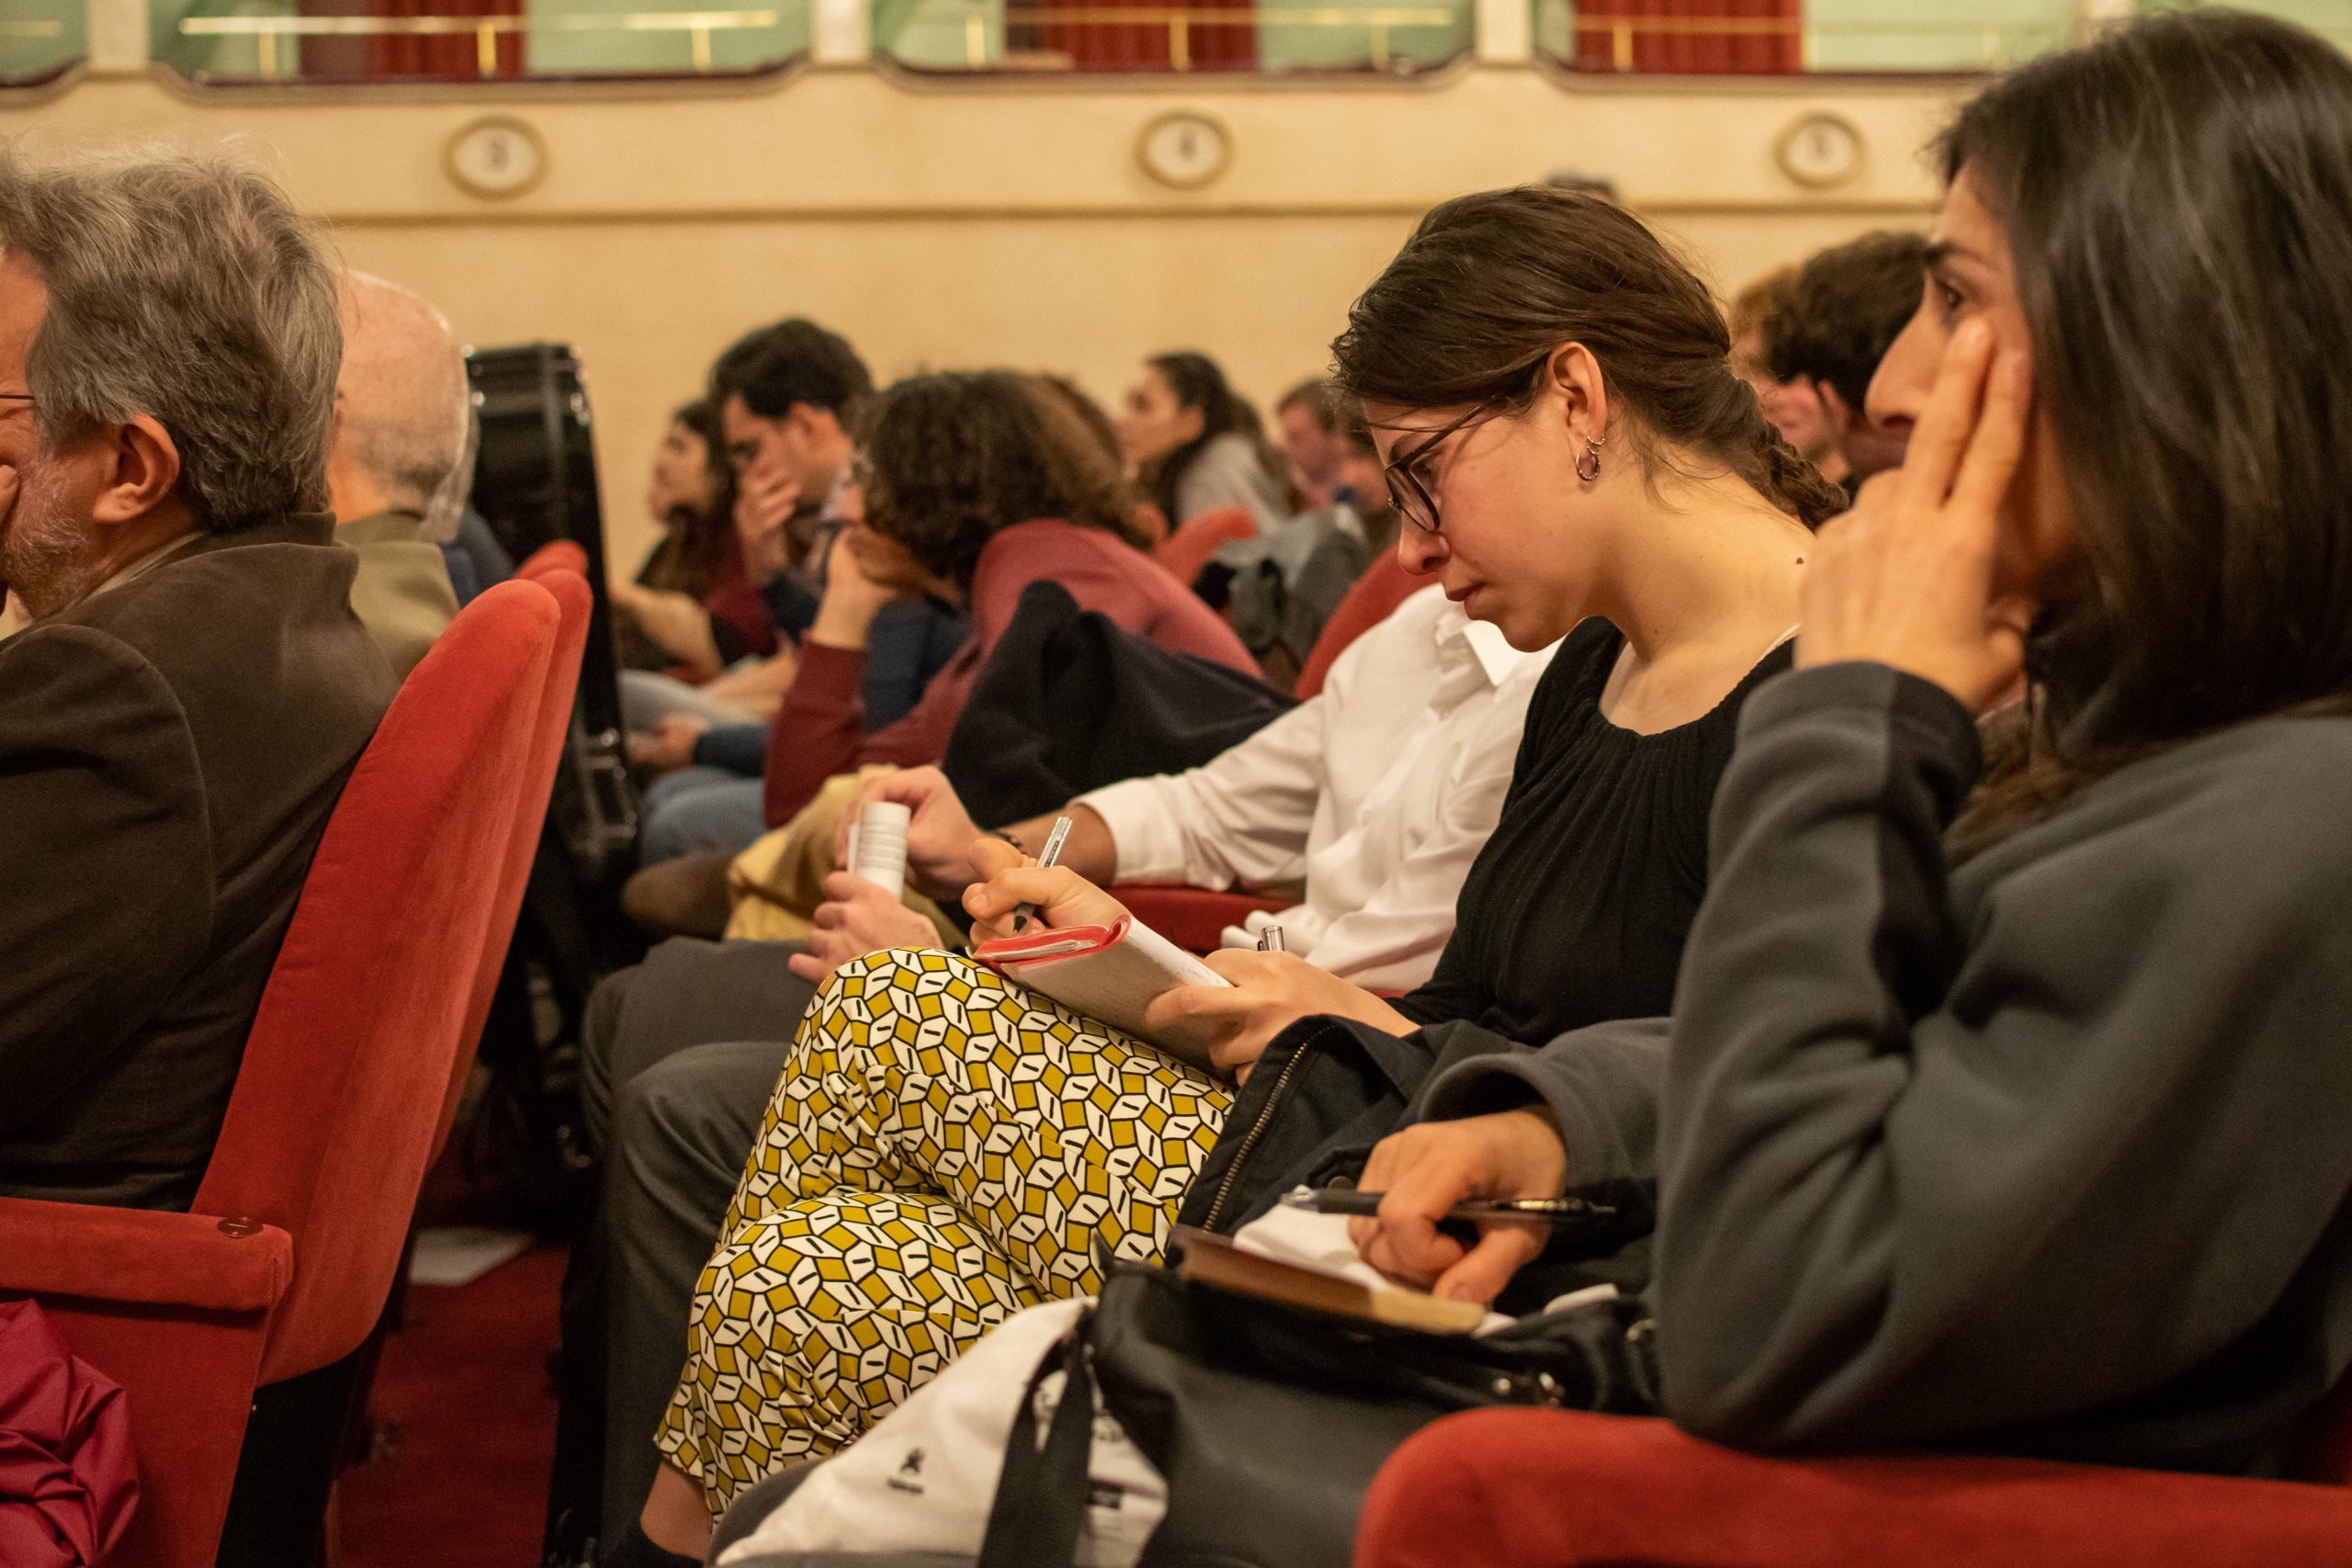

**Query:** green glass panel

left=152, top=0, right=809, bottom=83
left=1, top=0, right=85, bottom=85
left=873, top=0, right=1472, bottom=73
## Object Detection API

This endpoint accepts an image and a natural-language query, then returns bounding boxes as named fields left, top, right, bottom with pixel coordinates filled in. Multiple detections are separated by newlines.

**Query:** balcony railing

left=1531, top=2, right=2075, bottom=73
left=157, top=2, right=809, bottom=83
left=115, top=1, right=2352, bottom=89
left=878, top=0, right=1467, bottom=73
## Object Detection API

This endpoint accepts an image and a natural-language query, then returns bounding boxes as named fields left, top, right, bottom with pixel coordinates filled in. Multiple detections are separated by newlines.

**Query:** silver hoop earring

left=1577, top=434, right=1605, bottom=483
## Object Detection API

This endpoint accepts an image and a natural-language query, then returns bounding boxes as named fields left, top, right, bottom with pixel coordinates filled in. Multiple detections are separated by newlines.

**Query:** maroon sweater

left=763, top=519, right=1254, bottom=827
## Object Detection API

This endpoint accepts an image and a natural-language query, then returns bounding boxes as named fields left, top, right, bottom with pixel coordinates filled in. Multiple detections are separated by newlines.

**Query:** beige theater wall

left=5, top=43, right=1960, bottom=569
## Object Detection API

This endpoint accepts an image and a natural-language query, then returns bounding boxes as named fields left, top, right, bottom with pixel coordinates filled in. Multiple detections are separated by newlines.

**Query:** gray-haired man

left=329, top=269, right=469, bottom=679
left=0, top=145, right=396, bottom=1210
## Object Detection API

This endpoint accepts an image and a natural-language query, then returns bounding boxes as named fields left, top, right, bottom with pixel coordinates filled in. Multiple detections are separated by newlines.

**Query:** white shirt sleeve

left=1078, top=692, right=1332, bottom=890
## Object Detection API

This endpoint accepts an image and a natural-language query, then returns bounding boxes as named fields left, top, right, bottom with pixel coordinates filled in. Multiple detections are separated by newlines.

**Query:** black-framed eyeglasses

left=1382, top=406, right=1488, bottom=538
left=0, top=392, right=33, bottom=403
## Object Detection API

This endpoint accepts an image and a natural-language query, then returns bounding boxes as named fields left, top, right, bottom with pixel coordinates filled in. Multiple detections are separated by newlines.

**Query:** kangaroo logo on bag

left=888, top=1447, right=927, bottom=1495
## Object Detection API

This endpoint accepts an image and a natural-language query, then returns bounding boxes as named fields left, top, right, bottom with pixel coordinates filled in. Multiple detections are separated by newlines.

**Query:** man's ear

left=1815, top=380, right=1859, bottom=438
left=786, top=402, right=843, bottom=450
left=89, top=415, right=183, bottom=526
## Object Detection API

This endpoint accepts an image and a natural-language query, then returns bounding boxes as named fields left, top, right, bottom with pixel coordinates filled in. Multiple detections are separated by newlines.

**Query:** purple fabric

left=0, top=1299, right=137, bottom=1568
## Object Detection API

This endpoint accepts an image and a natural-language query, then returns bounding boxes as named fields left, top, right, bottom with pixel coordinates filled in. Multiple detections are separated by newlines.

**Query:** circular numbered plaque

left=1774, top=110, right=1866, bottom=191
left=445, top=116, right=549, bottom=200
left=1137, top=110, right=1233, bottom=191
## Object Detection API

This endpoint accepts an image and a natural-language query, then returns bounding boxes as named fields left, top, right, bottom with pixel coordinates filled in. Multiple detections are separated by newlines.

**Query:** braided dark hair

left=1329, top=185, right=1846, bottom=529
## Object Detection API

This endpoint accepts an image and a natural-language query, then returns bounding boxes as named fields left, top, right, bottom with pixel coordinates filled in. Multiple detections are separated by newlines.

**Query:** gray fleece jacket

left=1419, top=660, right=2352, bottom=1475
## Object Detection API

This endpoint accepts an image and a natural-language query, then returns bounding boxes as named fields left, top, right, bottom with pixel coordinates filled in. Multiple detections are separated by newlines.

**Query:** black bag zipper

left=1198, top=1042, right=1310, bottom=1233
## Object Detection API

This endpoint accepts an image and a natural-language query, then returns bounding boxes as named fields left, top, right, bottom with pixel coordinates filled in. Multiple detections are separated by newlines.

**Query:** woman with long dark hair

left=611, top=399, right=757, bottom=677
left=632, top=188, right=1845, bottom=1556
left=1117, top=350, right=1291, bottom=534
left=1354, top=6, right=2352, bottom=1494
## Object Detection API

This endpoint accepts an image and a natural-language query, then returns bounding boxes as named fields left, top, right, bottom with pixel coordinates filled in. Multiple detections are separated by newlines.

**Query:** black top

left=1392, top=616, right=1794, bottom=1045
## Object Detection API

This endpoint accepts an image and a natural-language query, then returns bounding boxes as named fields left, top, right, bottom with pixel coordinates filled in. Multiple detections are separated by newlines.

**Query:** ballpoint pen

left=1281, top=1188, right=1617, bottom=1224
left=1009, top=814, right=1073, bottom=933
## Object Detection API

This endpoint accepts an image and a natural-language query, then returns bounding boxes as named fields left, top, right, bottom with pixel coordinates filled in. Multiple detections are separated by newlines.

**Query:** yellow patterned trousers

left=655, top=948, right=1232, bottom=1513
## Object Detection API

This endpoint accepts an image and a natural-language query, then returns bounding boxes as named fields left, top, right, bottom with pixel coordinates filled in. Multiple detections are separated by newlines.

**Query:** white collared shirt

left=1080, top=584, right=1558, bottom=991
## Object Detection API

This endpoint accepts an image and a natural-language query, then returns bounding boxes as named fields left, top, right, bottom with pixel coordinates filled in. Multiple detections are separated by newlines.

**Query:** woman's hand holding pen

left=1142, top=952, right=1414, bottom=1085
left=961, top=834, right=1127, bottom=943
left=1347, top=1110, right=1569, bottom=1304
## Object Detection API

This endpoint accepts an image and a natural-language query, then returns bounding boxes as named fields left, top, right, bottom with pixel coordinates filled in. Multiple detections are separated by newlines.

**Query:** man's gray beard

left=1, top=476, right=98, bottom=619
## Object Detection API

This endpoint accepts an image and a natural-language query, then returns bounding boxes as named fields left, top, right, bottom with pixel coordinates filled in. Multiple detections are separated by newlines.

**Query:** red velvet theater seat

left=435, top=562, right=589, bottom=1151
left=1353, top=1388, right=2352, bottom=1568
left=516, top=537, right=589, bottom=582
left=1154, top=504, right=1260, bottom=593
left=0, top=579, right=566, bottom=1568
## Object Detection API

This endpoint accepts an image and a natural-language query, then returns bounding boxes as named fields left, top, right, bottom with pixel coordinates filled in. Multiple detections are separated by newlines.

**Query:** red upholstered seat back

left=1295, top=547, right=1421, bottom=701
left=434, top=567, right=590, bottom=1151
left=191, top=580, right=559, bottom=1385
left=1153, top=504, right=1259, bottom=592
left=517, top=538, right=589, bottom=581
left=2293, top=1371, right=2352, bottom=1484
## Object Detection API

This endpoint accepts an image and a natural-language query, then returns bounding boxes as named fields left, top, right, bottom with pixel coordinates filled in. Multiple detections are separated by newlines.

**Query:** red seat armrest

left=1357, top=1408, right=2352, bottom=1568
left=0, top=1195, right=292, bottom=1314
left=1114, top=884, right=1295, bottom=956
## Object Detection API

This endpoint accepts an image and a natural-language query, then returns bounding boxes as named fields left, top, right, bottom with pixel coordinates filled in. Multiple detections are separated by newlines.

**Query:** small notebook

left=973, top=916, right=1229, bottom=1069
left=1170, top=1224, right=1489, bottom=1334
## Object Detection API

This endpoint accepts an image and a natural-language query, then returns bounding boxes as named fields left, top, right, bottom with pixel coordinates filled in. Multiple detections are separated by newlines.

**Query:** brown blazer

left=0, top=513, right=397, bottom=1210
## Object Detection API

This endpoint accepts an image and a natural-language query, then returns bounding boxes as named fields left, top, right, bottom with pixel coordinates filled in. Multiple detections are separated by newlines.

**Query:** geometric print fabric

left=656, top=948, right=1232, bottom=1513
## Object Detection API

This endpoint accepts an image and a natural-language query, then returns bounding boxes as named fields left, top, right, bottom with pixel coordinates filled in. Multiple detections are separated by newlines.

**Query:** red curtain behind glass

left=1029, top=0, right=1257, bottom=72
left=298, top=0, right=525, bottom=81
left=1571, top=0, right=1799, bottom=73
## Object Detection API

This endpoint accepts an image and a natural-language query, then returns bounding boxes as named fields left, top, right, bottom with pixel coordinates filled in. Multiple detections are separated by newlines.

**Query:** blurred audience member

left=712, top=316, right=867, bottom=617
left=618, top=319, right=872, bottom=735
left=327, top=270, right=468, bottom=679
left=1276, top=377, right=1351, bottom=508
left=610, top=400, right=757, bottom=677
left=0, top=146, right=395, bottom=1210
left=1117, top=350, right=1288, bottom=535
left=1728, top=265, right=1847, bottom=487
left=760, top=368, right=1252, bottom=831
left=1764, top=230, right=1927, bottom=491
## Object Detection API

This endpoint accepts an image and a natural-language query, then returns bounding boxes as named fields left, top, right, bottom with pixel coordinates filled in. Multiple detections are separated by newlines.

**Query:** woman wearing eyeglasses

left=637, top=186, right=1848, bottom=1554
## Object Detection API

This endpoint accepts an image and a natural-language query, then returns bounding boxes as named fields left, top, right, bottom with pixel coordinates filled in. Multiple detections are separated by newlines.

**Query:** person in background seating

left=1352, top=6, right=2352, bottom=1489
left=1729, top=264, right=1848, bottom=491
left=610, top=399, right=757, bottom=677
left=1763, top=230, right=1926, bottom=494
left=0, top=145, right=395, bottom=1210
left=1118, top=350, right=1289, bottom=536
left=1276, top=377, right=1351, bottom=509
left=327, top=270, right=469, bottom=680
left=617, top=317, right=870, bottom=737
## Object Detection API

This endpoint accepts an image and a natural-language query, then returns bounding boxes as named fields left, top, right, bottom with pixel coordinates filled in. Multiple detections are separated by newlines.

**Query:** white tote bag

left=718, top=1298, right=1167, bottom=1568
